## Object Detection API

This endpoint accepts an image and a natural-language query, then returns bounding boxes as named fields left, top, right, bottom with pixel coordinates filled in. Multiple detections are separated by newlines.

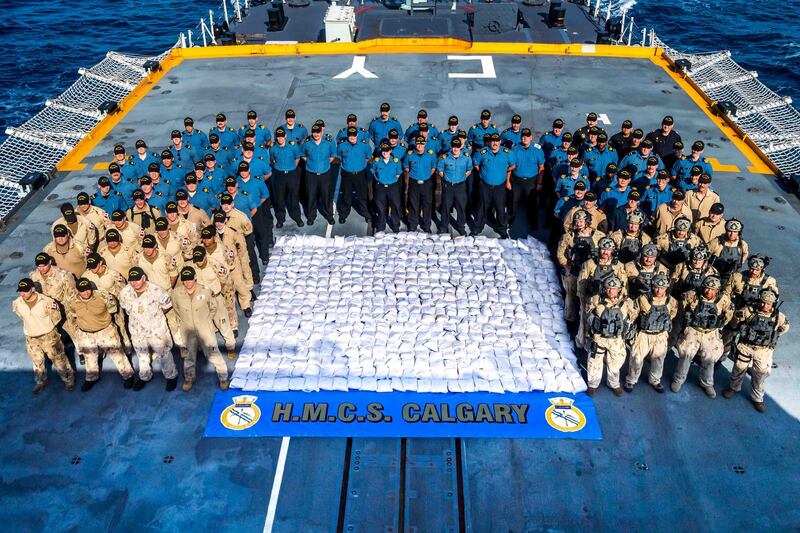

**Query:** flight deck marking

left=263, top=436, right=291, bottom=533
left=333, top=56, right=378, bottom=79
left=597, top=113, right=611, bottom=125
left=706, top=157, right=740, bottom=173
left=447, top=56, right=496, bottom=79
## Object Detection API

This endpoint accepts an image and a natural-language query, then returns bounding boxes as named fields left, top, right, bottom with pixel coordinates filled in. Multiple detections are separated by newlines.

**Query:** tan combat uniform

left=576, top=258, right=627, bottom=347
left=171, top=284, right=229, bottom=384
left=556, top=228, right=603, bottom=322
left=692, top=216, right=726, bottom=245
left=686, top=189, right=721, bottom=220
left=51, top=217, right=97, bottom=251
left=194, top=260, right=237, bottom=351
left=206, top=240, right=251, bottom=324
left=43, top=238, right=88, bottom=279
left=585, top=294, right=637, bottom=390
left=69, top=290, right=134, bottom=382
left=177, top=205, right=211, bottom=231
left=30, top=265, right=78, bottom=341
left=673, top=291, right=734, bottom=391
left=623, top=260, right=669, bottom=298
left=724, top=271, right=779, bottom=309
left=112, top=220, right=144, bottom=252
left=99, top=243, right=139, bottom=278
left=653, top=202, right=693, bottom=235
left=82, top=264, right=132, bottom=352
left=224, top=207, right=254, bottom=239
left=126, top=203, right=161, bottom=230
left=76, top=204, right=109, bottom=236
left=562, top=205, right=608, bottom=233
left=727, top=306, right=789, bottom=403
left=626, top=294, right=678, bottom=388
left=167, top=216, right=199, bottom=261
left=708, top=236, right=749, bottom=281
left=136, top=251, right=178, bottom=291
left=13, top=292, right=75, bottom=387
left=219, top=226, right=254, bottom=287
left=119, top=283, right=178, bottom=381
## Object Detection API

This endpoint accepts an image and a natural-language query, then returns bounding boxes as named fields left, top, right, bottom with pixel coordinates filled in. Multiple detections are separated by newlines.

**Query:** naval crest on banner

left=220, top=395, right=261, bottom=431
left=544, top=397, right=586, bottom=433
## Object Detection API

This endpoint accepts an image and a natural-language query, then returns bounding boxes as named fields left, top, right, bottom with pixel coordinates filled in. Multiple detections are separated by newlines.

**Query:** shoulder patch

left=228, top=127, right=235, bottom=132
left=407, top=150, right=413, bottom=155
left=373, top=157, right=380, bottom=162
left=393, top=157, right=399, bottom=163
left=605, top=187, right=612, bottom=192
left=427, top=149, right=434, bottom=155
left=471, top=124, right=478, bottom=129
left=258, top=125, right=265, bottom=130
left=534, top=143, right=541, bottom=149
left=702, top=157, right=708, bottom=162
left=503, top=148, right=510, bottom=153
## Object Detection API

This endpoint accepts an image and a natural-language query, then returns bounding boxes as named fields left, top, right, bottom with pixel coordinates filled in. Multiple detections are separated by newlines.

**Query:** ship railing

left=650, top=32, right=800, bottom=178
left=0, top=50, right=169, bottom=223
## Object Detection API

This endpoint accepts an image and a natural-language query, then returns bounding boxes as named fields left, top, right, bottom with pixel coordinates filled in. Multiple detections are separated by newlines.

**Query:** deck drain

left=707, top=142, right=720, bottom=148
left=10, top=251, right=22, bottom=258
left=71, top=456, right=81, bottom=465
left=775, top=196, right=787, bottom=204
left=760, top=206, right=776, bottom=212
left=747, top=187, right=760, bottom=193
left=163, top=455, right=174, bottom=464
left=736, top=176, right=745, bottom=181
left=47, top=194, right=59, bottom=201
left=72, top=184, right=83, bottom=191
left=777, top=225, right=785, bottom=231
left=635, top=462, right=649, bottom=471
left=697, top=129, right=708, bottom=135
left=732, top=465, right=746, bottom=474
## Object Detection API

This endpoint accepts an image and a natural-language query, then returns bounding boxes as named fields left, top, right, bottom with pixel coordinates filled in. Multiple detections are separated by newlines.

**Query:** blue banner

left=204, top=390, right=602, bottom=440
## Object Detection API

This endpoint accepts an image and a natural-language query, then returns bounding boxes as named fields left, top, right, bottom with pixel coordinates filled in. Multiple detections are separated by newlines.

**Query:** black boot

left=166, top=377, right=178, bottom=392
left=81, top=380, right=96, bottom=392
left=123, top=376, right=135, bottom=389
left=133, top=378, right=147, bottom=391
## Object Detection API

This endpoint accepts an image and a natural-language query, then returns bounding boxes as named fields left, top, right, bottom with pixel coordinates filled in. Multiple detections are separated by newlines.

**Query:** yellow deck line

left=706, top=157, right=740, bottom=173
left=56, top=40, right=777, bottom=176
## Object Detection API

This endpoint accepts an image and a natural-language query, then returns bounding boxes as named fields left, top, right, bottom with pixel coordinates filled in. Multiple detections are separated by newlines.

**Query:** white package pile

left=230, top=233, right=586, bottom=394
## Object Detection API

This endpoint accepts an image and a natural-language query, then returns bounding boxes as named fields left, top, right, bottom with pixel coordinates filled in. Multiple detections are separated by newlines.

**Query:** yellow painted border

left=56, top=39, right=777, bottom=175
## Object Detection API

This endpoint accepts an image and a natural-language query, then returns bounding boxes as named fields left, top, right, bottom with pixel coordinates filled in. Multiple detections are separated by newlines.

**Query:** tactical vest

left=663, top=237, right=692, bottom=267
left=741, top=276, right=768, bottom=307
left=128, top=205, right=158, bottom=230
left=591, top=303, right=626, bottom=338
left=569, top=231, right=596, bottom=268
left=689, top=297, right=724, bottom=330
left=739, top=312, right=779, bottom=347
left=630, top=265, right=656, bottom=297
left=679, top=265, right=710, bottom=295
left=588, top=262, right=615, bottom=296
left=638, top=300, right=672, bottom=332
left=618, top=233, right=643, bottom=264
left=714, top=242, right=742, bottom=277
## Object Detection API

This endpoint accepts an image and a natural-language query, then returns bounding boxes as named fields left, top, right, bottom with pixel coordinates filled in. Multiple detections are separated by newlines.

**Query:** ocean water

left=0, top=0, right=798, bottom=142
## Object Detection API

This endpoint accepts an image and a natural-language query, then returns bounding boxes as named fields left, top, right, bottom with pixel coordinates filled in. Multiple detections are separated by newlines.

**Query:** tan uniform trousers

left=231, top=265, right=252, bottom=312
left=728, top=343, right=773, bottom=403
left=674, top=327, right=723, bottom=388
left=212, top=293, right=236, bottom=352
left=221, top=280, right=239, bottom=331
left=165, top=308, right=189, bottom=359
left=627, top=331, right=669, bottom=387
left=26, top=329, right=75, bottom=386
left=587, top=336, right=627, bottom=389
left=113, top=311, right=133, bottom=354
left=133, top=339, right=178, bottom=381
left=181, top=325, right=229, bottom=383
left=74, top=323, right=134, bottom=382
left=561, top=272, right=578, bottom=322
left=576, top=295, right=589, bottom=349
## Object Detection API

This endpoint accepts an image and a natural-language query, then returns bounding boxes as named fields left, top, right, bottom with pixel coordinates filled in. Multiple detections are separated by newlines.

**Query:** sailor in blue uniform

left=472, top=132, right=514, bottom=238
left=510, top=128, right=545, bottom=230
left=599, top=169, right=634, bottom=213
left=237, top=161, right=273, bottom=262
left=632, top=157, right=661, bottom=192
left=182, top=117, right=208, bottom=161
left=110, top=145, right=139, bottom=183
left=159, top=150, right=185, bottom=197
left=437, top=139, right=472, bottom=236
left=579, top=126, right=600, bottom=154
left=500, top=114, right=523, bottom=148
left=609, top=119, right=634, bottom=158
left=582, top=132, right=618, bottom=179
left=413, top=123, right=439, bottom=153
left=662, top=140, right=685, bottom=173
left=233, top=142, right=272, bottom=180
left=336, top=114, right=370, bottom=144
left=370, top=142, right=403, bottom=233
left=554, top=180, right=587, bottom=221
left=301, top=123, right=336, bottom=225
left=184, top=173, right=217, bottom=215
left=92, top=176, right=124, bottom=215
left=438, top=116, right=460, bottom=155
left=238, top=129, right=272, bottom=161
left=592, top=162, right=618, bottom=195
left=551, top=147, right=588, bottom=182
left=607, top=189, right=643, bottom=232
left=403, top=136, right=438, bottom=233
left=202, top=153, right=227, bottom=195
left=368, top=102, right=403, bottom=146
left=108, top=163, right=136, bottom=209
left=139, top=176, right=169, bottom=213
left=223, top=179, right=257, bottom=219
left=209, top=113, right=239, bottom=150
left=555, top=159, right=591, bottom=200
left=548, top=134, right=574, bottom=169
left=269, top=127, right=303, bottom=228
left=645, top=115, right=682, bottom=159
left=278, top=109, right=308, bottom=145
left=404, top=109, right=439, bottom=145
left=539, top=118, right=565, bottom=160
left=168, top=130, right=197, bottom=168
left=468, top=109, right=499, bottom=153
left=380, top=129, right=407, bottom=161
left=130, top=139, right=160, bottom=178
left=642, top=171, right=675, bottom=217
left=238, top=110, right=272, bottom=147
left=572, top=112, right=605, bottom=148
left=672, top=140, right=713, bottom=186
left=203, top=133, right=234, bottom=175
left=336, top=126, right=373, bottom=223
left=618, top=139, right=664, bottom=175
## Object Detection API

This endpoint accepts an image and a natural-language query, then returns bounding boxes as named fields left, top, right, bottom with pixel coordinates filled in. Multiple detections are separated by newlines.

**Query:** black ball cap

left=285, top=109, right=296, bottom=118
left=76, top=192, right=90, bottom=205
left=562, top=132, right=573, bottom=141
left=34, top=253, right=51, bottom=266
left=606, top=163, right=618, bottom=172
left=113, top=145, right=125, bottom=154
left=314, top=119, right=325, bottom=127
left=521, top=128, right=532, bottom=137
left=628, top=190, right=642, bottom=200
left=450, top=139, right=460, bottom=148
left=165, top=202, right=178, bottom=213
left=569, top=158, right=583, bottom=168
left=140, top=175, right=152, bottom=185
left=311, top=124, right=322, bottom=133
left=490, top=132, right=501, bottom=141
left=180, top=266, right=196, bottom=281
left=60, top=201, right=76, bottom=216
left=622, top=120, right=633, bottom=128
left=380, top=142, right=391, bottom=152
left=417, top=110, right=427, bottom=119
left=699, top=174, right=712, bottom=184
left=710, top=202, right=725, bottom=214
left=512, top=114, right=522, bottom=123
left=220, top=194, right=234, bottom=204
left=194, top=161, right=205, bottom=171
left=690, top=165, right=703, bottom=176
left=17, top=278, right=34, bottom=292
left=632, top=129, right=644, bottom=139
left=161, top=150, right=173, bottom=159
left=52, top=224, right=68, bottom=237
left=641, top=139, right=654, bottom=148
left=692, top=140, right=705, bottom=151
left=106, top=229, right=121, bottom=241
left=598, top=132, right=608, bottom=142
left=108, top=162, right=121, bottom=173
left=200, top=225, right=215, bottom=239
left=275, top=128, right=286, bottom=137
left=242, top=142, right=254, bottom=151
left=76, top=277, right=95, bottom=292
left=380, top=103, right=390, bottom=112
left=418, top=123, right=429, bottom=132
left=127, top=267, right=145, bottom=281
left=415, top=136, right=426, bottom=145
left=171, top=130, right=182, bottom=139
left=647, top=156, right=658, bottom=165
left=111, top=210, right=125, bottom=222
left=204, top=153, right=216, bottom=162
left=673, top=140, right=684, bottom=149
left=566, top=146, right=578, bottom=155
left=244, top=129, right=255, bottom=138
left=574, top=181, right=587, bottom=191
left=457, top=130, right=467, bottom=139
left=347, top=114, right=357, bottom=122
left=155, top=217, right=169, bottom=231
left=185, top=174, right=197, bottom=184
left=213, top=211, right=226, bottom=223
left=247, top=110, right=257, bottom=119
left=216, top=113, right=226, bottom=121
left=209, top=133, right=220, bottom=142
left=192, top=246, right=206, bottom=262
left=662, top=115, right=674, bottom=125
left=184, top=117, right=194, bottom=126
left=132, top=189, right=144, bottom=200
left=657, top=169, right=669, bottom=179
left=553, top=118, right=564, bottom=127
left=347, top=127, right=358, bottom=136
left=175, top=189, right=189, bottom=200
left=135, top=139, right=147, bottom=148
left=238, top=161, right=250, bottom=172
left=618, top=170, right=632, bottom=179
left=98, top=176, right=111, bottom=187
left=587, top=112, right=598, bottom=120
left=448, top=116, right=458, bottom=125
left=148, top=162, right=160, bottom=172
left=86, top=252, right=103, bottom=268
left=585, top=192, right=597, bottom=201
left=142, top=234, right=156, bottom=248
left=480, top=110, right=491, bottom=120
left=388, top=129, right=399, bottom=139
left=673, top=189, right=686, bottom=200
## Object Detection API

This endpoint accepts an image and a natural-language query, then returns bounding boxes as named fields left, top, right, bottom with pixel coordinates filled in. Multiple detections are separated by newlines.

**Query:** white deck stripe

left=263, top=436, right=291, bottom=533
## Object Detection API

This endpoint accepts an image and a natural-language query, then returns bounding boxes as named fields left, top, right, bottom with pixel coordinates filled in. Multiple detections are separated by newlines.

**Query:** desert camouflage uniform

left=119, top=283, right=178, bottom=381
left=83, top=265, right=132, bottom=353
left=51, top=217, right=98, bottom=251
left=30, top=264, right=78, bottom=341
left=13, top=292, right=75, bottom=387
left=585, top=294, right=637, bottom=389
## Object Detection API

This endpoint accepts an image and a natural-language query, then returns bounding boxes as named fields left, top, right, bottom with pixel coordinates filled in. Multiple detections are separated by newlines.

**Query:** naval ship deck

left=1, top=5, right=799, bottom=532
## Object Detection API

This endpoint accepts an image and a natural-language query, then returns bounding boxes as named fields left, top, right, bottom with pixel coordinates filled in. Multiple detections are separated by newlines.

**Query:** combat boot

left=623, top=383, right=634, bottom=393
left=586, top=387, right=596, bottom=397
left=32, top=380, right=47, bottom=395
left=123, top=376, right=135, bottom=389
left=670, top=382, right=681, bottom=393
left=753, top=401, right=766, bottom=413
left=244, top=308, right=252, bottom=318
left=81, top=380, right=97, bottom=392
left=651, top=382, right=664, bottom=394
left=722, top=388, right=736, bottom=399
left=219, top=380, right=229, bottom=391
left=133, top=378, right=147, bottom=391
left=166, top=378, right=178, bottom=392
left=612, top=387, right=623, bottom=397
left=703, top=386, right=716, bottom=399
left=227, top=350, right=237, bottom=360
left=182, top=380, right=194, bottom=392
